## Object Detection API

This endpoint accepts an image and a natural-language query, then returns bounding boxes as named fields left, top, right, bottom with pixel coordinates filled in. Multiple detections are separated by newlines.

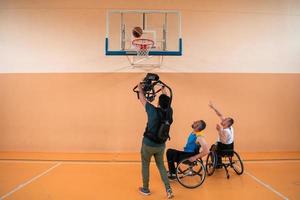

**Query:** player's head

left=221, top=117, right=234, bottom=128
left=158, top=94, right=171, bottom=109
left=192, top=120, right=206, bottom=132
left=132, top=27, right=143, bottom=38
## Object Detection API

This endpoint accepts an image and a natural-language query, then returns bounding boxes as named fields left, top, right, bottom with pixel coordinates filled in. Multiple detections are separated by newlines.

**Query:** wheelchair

left=205, top=143, right=244, bottom=179
left=175, top=157, right=206, bottom=189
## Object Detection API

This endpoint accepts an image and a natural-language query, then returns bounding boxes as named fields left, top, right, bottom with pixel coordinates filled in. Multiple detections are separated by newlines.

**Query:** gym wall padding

left=0, top=73, right=299, bottom=152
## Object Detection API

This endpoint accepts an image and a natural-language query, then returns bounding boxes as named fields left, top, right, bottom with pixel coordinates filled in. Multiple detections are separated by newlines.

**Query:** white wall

left=0, top=0, right=300, bottom=73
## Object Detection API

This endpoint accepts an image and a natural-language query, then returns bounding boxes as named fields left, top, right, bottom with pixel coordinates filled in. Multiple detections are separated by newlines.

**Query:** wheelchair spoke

left=177, top=167, right=190, bottom=174
left=194, top=170, right=204, bottom=178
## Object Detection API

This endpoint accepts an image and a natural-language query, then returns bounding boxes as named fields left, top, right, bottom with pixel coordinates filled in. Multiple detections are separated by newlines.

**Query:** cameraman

left=137, top=82, right=174, bottom=199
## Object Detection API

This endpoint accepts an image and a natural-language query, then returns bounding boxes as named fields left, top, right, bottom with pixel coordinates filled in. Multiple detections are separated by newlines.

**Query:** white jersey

left=217, top=126, right=234, bottom=144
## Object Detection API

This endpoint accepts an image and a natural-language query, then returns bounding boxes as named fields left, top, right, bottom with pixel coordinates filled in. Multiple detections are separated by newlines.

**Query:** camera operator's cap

left=144, top=73, right=159, bottom=81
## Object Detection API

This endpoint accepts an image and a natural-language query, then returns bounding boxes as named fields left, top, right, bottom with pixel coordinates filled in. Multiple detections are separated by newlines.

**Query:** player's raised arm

left=209, top=101, right=225, bottom=121
left=137, top=83, right=147, bottom=107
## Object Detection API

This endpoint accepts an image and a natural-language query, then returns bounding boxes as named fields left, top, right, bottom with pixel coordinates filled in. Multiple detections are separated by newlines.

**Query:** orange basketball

left=132, top=26, right=143, bottom=38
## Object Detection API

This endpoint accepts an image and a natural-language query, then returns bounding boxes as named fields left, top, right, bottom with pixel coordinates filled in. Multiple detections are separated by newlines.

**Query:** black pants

left=166, top=148, right=196, bottom=174
left=215, top=142, right=234, bottom=165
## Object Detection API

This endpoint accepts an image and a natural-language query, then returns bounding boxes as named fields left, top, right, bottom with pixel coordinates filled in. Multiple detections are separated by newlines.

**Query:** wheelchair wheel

left=176, top=158, right=206, bottom=189
left=206, top=151, right=217, bottom=176
left=230, top=151, right=244, bottom=175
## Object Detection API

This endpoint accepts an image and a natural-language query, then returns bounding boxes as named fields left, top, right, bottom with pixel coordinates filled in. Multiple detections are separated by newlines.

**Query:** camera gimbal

left=133, top=73, right=173, bottom=103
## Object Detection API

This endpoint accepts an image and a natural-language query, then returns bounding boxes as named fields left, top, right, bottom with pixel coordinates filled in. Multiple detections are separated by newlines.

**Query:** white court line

left=0, top=162, right=61, bottom=200
left=24, top=160, right=300, bottom=165
left=244, top=160, right=300, bottom=164
left=0, top=159, right=299, bottom=165
left=245, top=171, right=289, bottom=200
left=0, top=160, right=57, bottom=164
left=0, top=160, right=140, bottom=164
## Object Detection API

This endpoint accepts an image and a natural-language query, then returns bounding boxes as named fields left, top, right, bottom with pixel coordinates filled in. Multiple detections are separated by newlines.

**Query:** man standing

left=137, top=83, right=174, bottom=199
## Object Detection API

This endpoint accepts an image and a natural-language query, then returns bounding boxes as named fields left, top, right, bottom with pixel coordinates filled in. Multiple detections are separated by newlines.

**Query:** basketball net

left=127, top=38, right=163, bottom=68
left=132, top=38, right=154, bottom=57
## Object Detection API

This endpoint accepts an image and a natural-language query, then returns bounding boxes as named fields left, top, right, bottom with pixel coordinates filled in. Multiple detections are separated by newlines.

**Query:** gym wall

left=0, top=0, right=299, bottom=152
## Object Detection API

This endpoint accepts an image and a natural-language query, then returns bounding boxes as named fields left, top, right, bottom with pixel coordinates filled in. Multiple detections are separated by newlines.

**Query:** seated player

left=166, top=120, right=209, bottom=180
left=209, top=101, right=234, bottom=167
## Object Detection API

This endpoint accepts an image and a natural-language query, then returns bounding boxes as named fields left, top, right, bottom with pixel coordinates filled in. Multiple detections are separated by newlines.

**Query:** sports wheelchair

left=175, top=157, right=207, bottom=188
left=205, top=143, right=244, bottom=179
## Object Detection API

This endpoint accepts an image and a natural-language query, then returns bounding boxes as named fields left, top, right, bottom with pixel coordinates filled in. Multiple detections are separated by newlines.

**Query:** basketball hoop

left=132, top=38, right=154, bottom=57
left=129, top=38, right=162, bottom=68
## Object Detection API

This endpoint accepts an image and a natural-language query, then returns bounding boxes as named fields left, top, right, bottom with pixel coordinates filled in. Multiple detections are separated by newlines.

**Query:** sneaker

left=216, top=163, right=223, bottom=169
left=166, top=188, right=174, bottom=199
left=168, top=173, right=177, bottom=181
left=139, top=187, right=151, bottom=196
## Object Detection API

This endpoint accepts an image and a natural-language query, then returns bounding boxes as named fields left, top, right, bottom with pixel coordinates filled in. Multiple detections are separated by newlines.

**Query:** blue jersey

left=183, top=132, right=203, bottom=153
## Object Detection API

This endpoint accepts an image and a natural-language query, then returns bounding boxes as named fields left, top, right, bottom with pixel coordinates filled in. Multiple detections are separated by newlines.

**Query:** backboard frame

left=105, top=10, right=182, bottom=56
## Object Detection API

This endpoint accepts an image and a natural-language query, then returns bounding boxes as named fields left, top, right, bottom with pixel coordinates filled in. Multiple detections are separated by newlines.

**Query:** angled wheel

left=230, top=151, right=244, bottom=175
left=206, top=151, right=217, bottom=176
left=176, top=158, right=206, bottom=189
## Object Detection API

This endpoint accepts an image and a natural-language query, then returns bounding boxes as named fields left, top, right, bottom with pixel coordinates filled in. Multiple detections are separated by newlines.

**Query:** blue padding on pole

left=105, top=38, right=109, bottom=55
left=179, top=38, right=182, bottom=55
left=105, top=38, right=182, bottom=56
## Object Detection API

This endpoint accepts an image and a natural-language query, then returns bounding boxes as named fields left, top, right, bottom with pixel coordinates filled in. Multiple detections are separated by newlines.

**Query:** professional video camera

left=133, top=73, right=173, bottom=103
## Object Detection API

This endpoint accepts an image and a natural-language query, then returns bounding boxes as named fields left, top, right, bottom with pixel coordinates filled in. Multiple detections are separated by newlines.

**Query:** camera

left=141, top=73, right=160, bottom=93
left=133, top=73, right=172, bottom=103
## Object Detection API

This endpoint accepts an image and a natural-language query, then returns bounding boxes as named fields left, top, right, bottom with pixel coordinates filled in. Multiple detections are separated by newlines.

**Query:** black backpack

left=145, top=107, right=173, bottom=144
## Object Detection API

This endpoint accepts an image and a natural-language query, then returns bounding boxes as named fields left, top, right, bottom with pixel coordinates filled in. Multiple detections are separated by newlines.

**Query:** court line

left=245, top=171, right=289, bottom=200
left=0, top=160, right=141, bottom=165
left=0, top=159, right=299, bottom=164
left=0, top=159, right=141, bottom=163
left=245, top=160, right=300, bottom=164
left=0, top=160, right=57, bottom=164
left=1, top=160, right=299, bottom=166
left=0, top=162, right=61, bottom=200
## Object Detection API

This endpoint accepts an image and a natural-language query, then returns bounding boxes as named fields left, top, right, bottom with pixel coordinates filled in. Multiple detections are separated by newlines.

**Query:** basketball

left=132, top=26, right=143, bottom=38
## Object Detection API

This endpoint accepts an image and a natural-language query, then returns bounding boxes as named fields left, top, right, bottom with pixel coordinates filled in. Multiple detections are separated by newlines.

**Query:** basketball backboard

left=105, top=10, right=182, bottom=56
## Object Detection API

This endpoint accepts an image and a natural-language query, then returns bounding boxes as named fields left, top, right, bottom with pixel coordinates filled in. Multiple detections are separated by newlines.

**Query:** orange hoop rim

left=132, top=38, right=154, bottom=50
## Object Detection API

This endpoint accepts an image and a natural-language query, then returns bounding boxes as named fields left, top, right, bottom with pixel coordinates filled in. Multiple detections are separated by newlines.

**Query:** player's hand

left=137, top=83, right=143, bottom=92
left=188, top=155, right=198, bottom=162
left=216, top=124, right=222, bottom=131
left=161, top=85, right=167, bottom=94
left=208, top=101, right=214, bottom=109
